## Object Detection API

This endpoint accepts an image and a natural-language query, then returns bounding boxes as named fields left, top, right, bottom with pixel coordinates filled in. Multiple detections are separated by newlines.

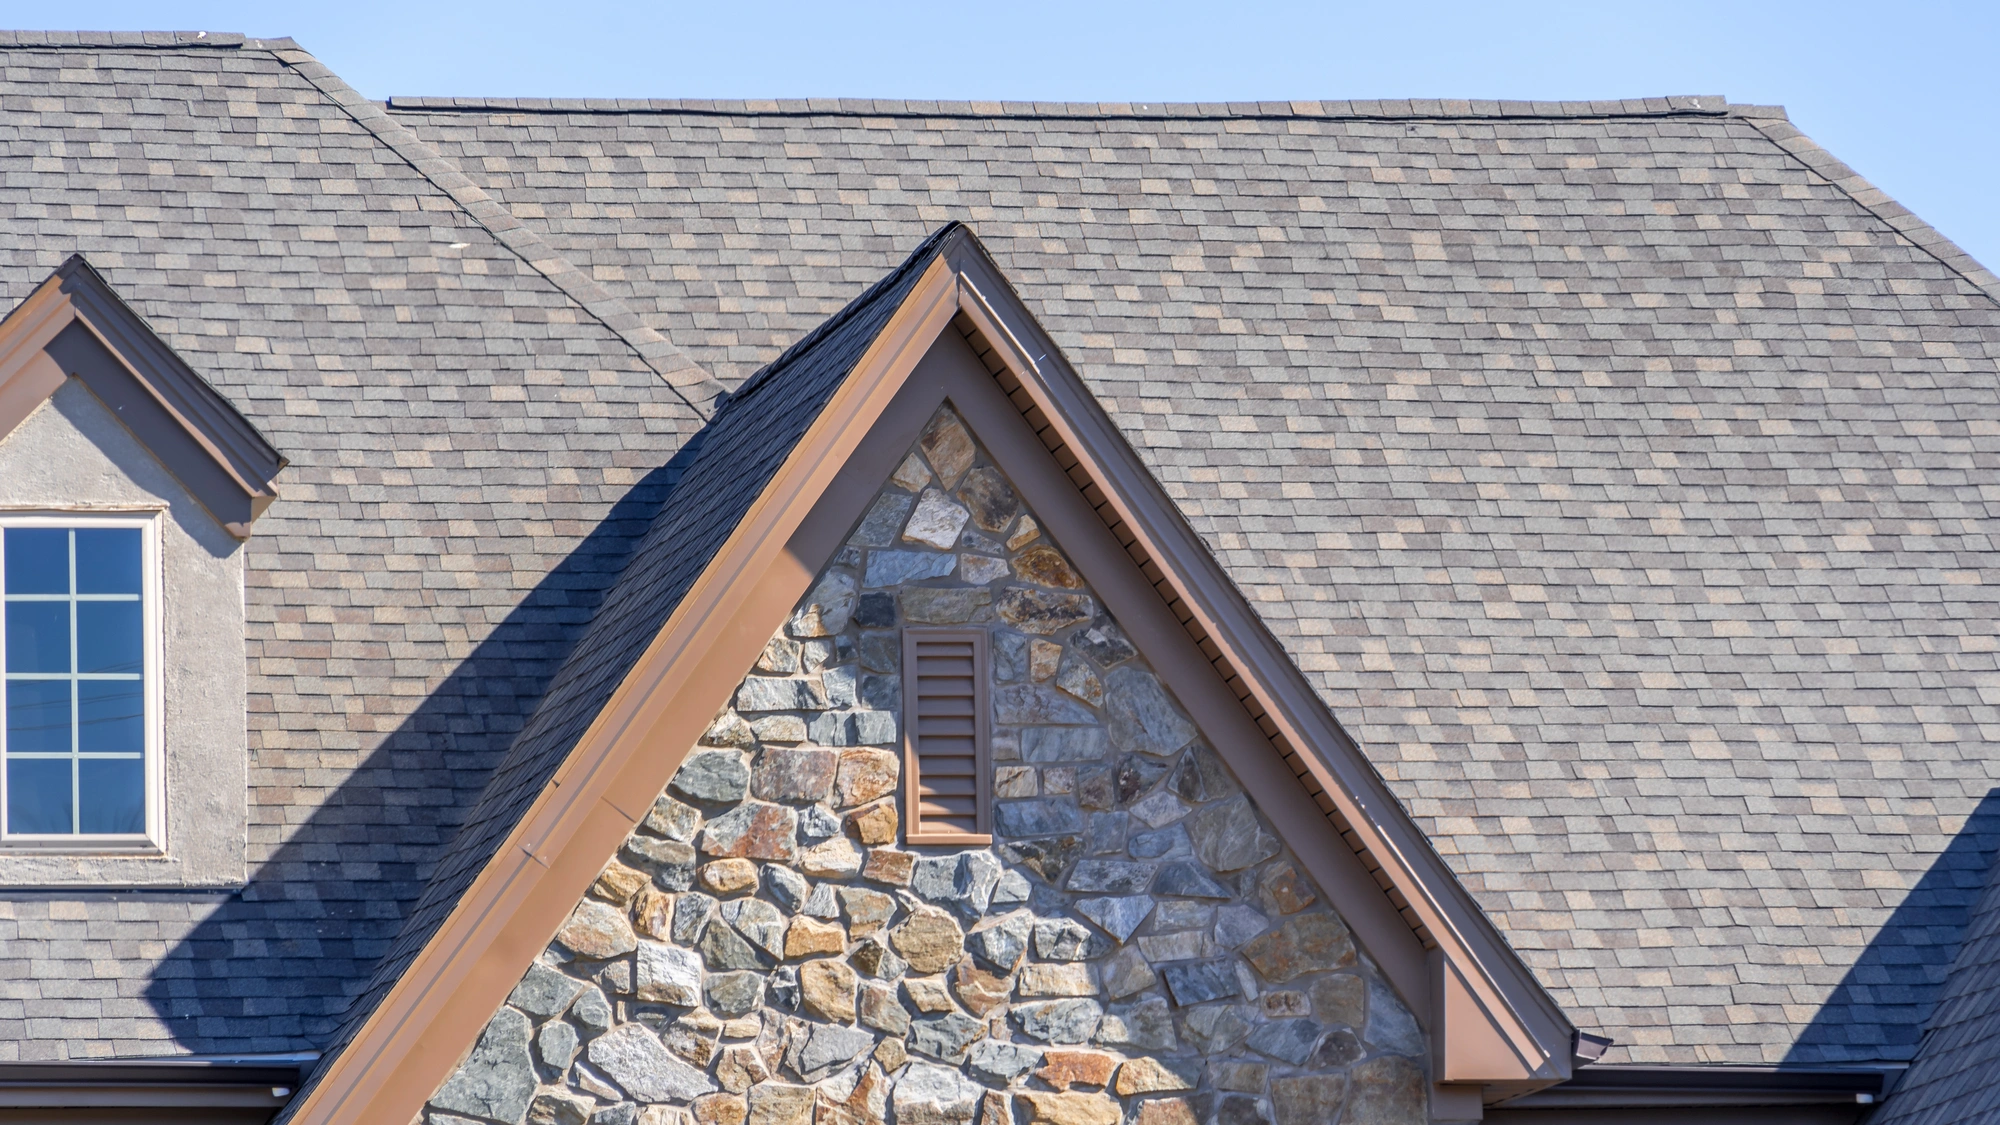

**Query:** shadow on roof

left=1787, top=787, right=2000, bottom=1068
left=137, top=452, right=697, bottom=1052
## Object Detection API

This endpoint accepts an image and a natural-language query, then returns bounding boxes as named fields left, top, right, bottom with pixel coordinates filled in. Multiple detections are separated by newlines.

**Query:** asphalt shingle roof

left=3, top=34, right=1999, bottom=1094
left=0, top=35, right=704, bottom=1057
left=386, top=96, right=2000, bottom=1067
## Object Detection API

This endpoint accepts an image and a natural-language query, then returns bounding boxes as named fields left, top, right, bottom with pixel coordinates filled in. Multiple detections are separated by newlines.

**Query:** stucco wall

left=0, top=378, right=247, bottom=886
left=425, top=408, right=1431, bottom=1125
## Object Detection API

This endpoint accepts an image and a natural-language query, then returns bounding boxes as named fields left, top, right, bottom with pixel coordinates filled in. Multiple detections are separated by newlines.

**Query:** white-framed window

left=0, top=514, right=161, bottom=848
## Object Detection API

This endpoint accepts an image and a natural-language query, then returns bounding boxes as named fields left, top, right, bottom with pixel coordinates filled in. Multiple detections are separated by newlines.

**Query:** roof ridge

left=267, top=45, right=729, bottom=419
left=385, top=93, right=1754, bottom=121
left=1737, top=111, right=2000, bottom=308
left=0, top=29, right=257, bottom=48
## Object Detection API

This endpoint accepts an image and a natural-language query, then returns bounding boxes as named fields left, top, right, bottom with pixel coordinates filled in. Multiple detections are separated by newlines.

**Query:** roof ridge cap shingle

left=385, top=93, right=1754, bottom=120
left=267, top=45, right=729, bottom=419
left=0, top=29, right=252, bottom=48
left=1737, top=110, right=2000, bottom=308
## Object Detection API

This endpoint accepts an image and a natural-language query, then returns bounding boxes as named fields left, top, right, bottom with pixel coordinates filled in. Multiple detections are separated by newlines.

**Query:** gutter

left=1491, top=1064, right=1888, bottom=1112
left=0, top=1053, right=315, bottom=1114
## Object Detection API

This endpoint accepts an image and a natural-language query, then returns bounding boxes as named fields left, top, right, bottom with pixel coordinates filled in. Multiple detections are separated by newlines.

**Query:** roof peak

left=386, top=93, right=1777, bottom=121
left=0, top=29, right=299, bottom=49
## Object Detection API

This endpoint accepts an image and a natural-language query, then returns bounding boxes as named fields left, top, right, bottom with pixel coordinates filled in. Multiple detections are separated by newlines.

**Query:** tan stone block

left=1006, top=516, right=1040, bottom=552
left=1030, top=640, right=1062, bottom=681
left=994, top=766, right=1036, bottom=799
left=920, top=411, right=975, bottom=488
left=1018, top=1091, right=1119, bottom=1125
left=632, top=887, right=675, bottom=941
left=594, top=859, right=650, bottom=905
left=748, top=1083, right=817, bottom=1125
left=1241, top=913, right=1355, bottom=982
left=891, top=452, right=933, bottom=492
left=1012, top=545, right=1083, bottom=589
left=848, top=800, right=899, bottom=846
left=980, top=1092, right=1010, bottom=1125
left=799, top=834, right=864, bottom=879
left=1113, top=1057, right=1199, bottom=1096
left=862, top=848, right=914, bottom=886
left=716, top=1045, right=772, bottom=1094
left=1271, top=1075, right=1347, bottom=1125
left=892, top=907, right=964, bottom=974
left=952, top=960, right=1010, bottom=1017
left=839, top=887, right=898, bottom=938
left=701, top=859, right=760, bottom=895
left=801, top=959, right=859, bottom=1023
left=556, top=899, right=637, bottom=959
left=1133, top=1099, right=1197, bottom=1125
left=1017, top=963, right=1095, bottom=997
left=786, top=916, right=848, bottom=959
left=1262, top=863, right=1318, bottom=915
left=1035, top=1050, right=1116, bottom=1091
left=904, top=975, right=956, bottom=1013
left=694, top=1093, right=748, bottom=1125
left=836, top=749, right=899, bottom=807
left=873, top=1037, right=907, bottom=1072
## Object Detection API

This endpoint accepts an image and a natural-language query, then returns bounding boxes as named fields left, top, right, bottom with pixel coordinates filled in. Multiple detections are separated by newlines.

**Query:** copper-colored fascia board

left=0, top=274, right=80, bottom=440
left=941, top=239, right=1573, bottom=1074
left=287, top=254, right=964, bottom=1125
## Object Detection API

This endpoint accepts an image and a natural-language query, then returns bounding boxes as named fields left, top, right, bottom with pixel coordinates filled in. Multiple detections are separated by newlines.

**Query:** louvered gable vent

left=903, top=629, right=991, bottom=842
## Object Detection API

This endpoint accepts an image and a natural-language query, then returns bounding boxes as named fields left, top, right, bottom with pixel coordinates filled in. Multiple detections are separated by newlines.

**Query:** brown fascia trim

left=935, top=233, right=1575, bottom=1084
left=0, top=259, right=286, bottom=538
left=283, top=255, right=970, bottom=1125
left=288, top=229, right=1574, bottom=1125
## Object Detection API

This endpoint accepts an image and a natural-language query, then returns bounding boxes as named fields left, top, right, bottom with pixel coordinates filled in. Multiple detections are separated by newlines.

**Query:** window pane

left=78, top=758, right=143, bottom=834
left=73, top=529, right=140, bottom=595
left=4, top=602, right=70, bottom=673
left=78, top=681, right=143, bottom=753
left=3, top=528, right=68, bottom=595
left=7, top=758, right=71, bottom=834
left=6, top=680, right=71, bottom=753
left=76, top=602, right=142, bottom=675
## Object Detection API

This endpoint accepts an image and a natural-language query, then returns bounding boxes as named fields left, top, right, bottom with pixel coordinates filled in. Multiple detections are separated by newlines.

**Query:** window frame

left=0, top=511, right=164, bottom=852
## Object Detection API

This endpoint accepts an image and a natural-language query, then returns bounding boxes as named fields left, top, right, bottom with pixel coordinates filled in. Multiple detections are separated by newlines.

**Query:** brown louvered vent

left=903, top=629, right=991, bottom=843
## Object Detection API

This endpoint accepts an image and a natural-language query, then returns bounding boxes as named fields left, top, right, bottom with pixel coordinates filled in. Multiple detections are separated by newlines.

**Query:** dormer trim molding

left=0, top=256, right=285, bottom=538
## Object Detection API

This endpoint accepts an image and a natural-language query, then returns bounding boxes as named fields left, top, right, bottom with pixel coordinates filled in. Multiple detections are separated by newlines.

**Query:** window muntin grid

left=1, top=524, right=150, bottom=837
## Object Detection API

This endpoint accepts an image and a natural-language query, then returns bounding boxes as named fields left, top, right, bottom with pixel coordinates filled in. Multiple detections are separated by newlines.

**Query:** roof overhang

left=0, top=255, right=286, bottom=538
left=288, top=224, right=1578, bottom=1125
left=1486, top=1064, right=1888, bottom=1124
left=0, top=1054, right=315, bottom=1123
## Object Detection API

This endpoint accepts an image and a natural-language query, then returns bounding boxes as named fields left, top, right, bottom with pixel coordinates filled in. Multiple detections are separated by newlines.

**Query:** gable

left=0, top=256, right=286, bottom=539
left=420, top=397, right=1436, bottom=1125
left=288, top=226, right=1571, bottom=1125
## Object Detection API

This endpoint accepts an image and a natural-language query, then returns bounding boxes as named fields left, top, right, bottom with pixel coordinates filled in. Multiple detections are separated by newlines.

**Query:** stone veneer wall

left=424, top=409, right=1432, bottom=1125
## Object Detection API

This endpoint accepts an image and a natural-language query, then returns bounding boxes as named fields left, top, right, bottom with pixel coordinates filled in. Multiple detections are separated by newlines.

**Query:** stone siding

left=425, top=409, right=1431, bottom=1125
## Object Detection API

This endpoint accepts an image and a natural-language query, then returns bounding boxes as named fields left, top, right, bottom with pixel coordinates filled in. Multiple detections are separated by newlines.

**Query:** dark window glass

left=6, top=681, right=70, bottom=753
left=3, top=528, right=67, bottom=595
left=78, top=759, right=143, bottom=834
left=4, top=526, right=147, bottom=836
left=77, top=681, right=143, bottom=753
left=76, top=602, right=142, bottom=675
left=73, top=529, right=141, bottom=594
left=7, top=759, right=69, bottom=834
left=5, top=602, right=69, bottom=673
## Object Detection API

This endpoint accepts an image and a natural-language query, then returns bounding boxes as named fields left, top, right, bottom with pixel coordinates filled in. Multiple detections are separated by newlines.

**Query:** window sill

left=0, top=835, right=163, bottom=855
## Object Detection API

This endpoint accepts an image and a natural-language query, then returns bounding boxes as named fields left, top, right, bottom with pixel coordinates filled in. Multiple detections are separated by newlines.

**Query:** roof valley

left=272, top=45, right=730, bottom=418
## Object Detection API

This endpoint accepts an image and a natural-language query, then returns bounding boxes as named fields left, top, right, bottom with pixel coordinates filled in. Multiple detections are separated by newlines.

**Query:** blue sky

left=22, top=1, right=2000, bottom=271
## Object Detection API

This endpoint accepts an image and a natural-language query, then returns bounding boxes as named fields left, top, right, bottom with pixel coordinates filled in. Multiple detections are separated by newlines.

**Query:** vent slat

left=907, top=629, right=990, bottom=839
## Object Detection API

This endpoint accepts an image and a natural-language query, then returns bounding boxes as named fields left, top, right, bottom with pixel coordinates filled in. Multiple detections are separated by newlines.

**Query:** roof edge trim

left=1738, top=113, right=2000, bottom=307
left=0, top=257, right=286, bottom=538
left=936, top=230, right=1575, bottom=1087
left=385, top=93, right=1751, bottom=121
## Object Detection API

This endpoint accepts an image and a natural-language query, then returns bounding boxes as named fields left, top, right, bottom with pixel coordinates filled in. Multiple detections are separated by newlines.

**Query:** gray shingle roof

left=387, top=97, right=2000, bottom=1068
left=1873, top=822, right=2000, bottom=1125
left=0, top=35, right=703, bottom=1057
